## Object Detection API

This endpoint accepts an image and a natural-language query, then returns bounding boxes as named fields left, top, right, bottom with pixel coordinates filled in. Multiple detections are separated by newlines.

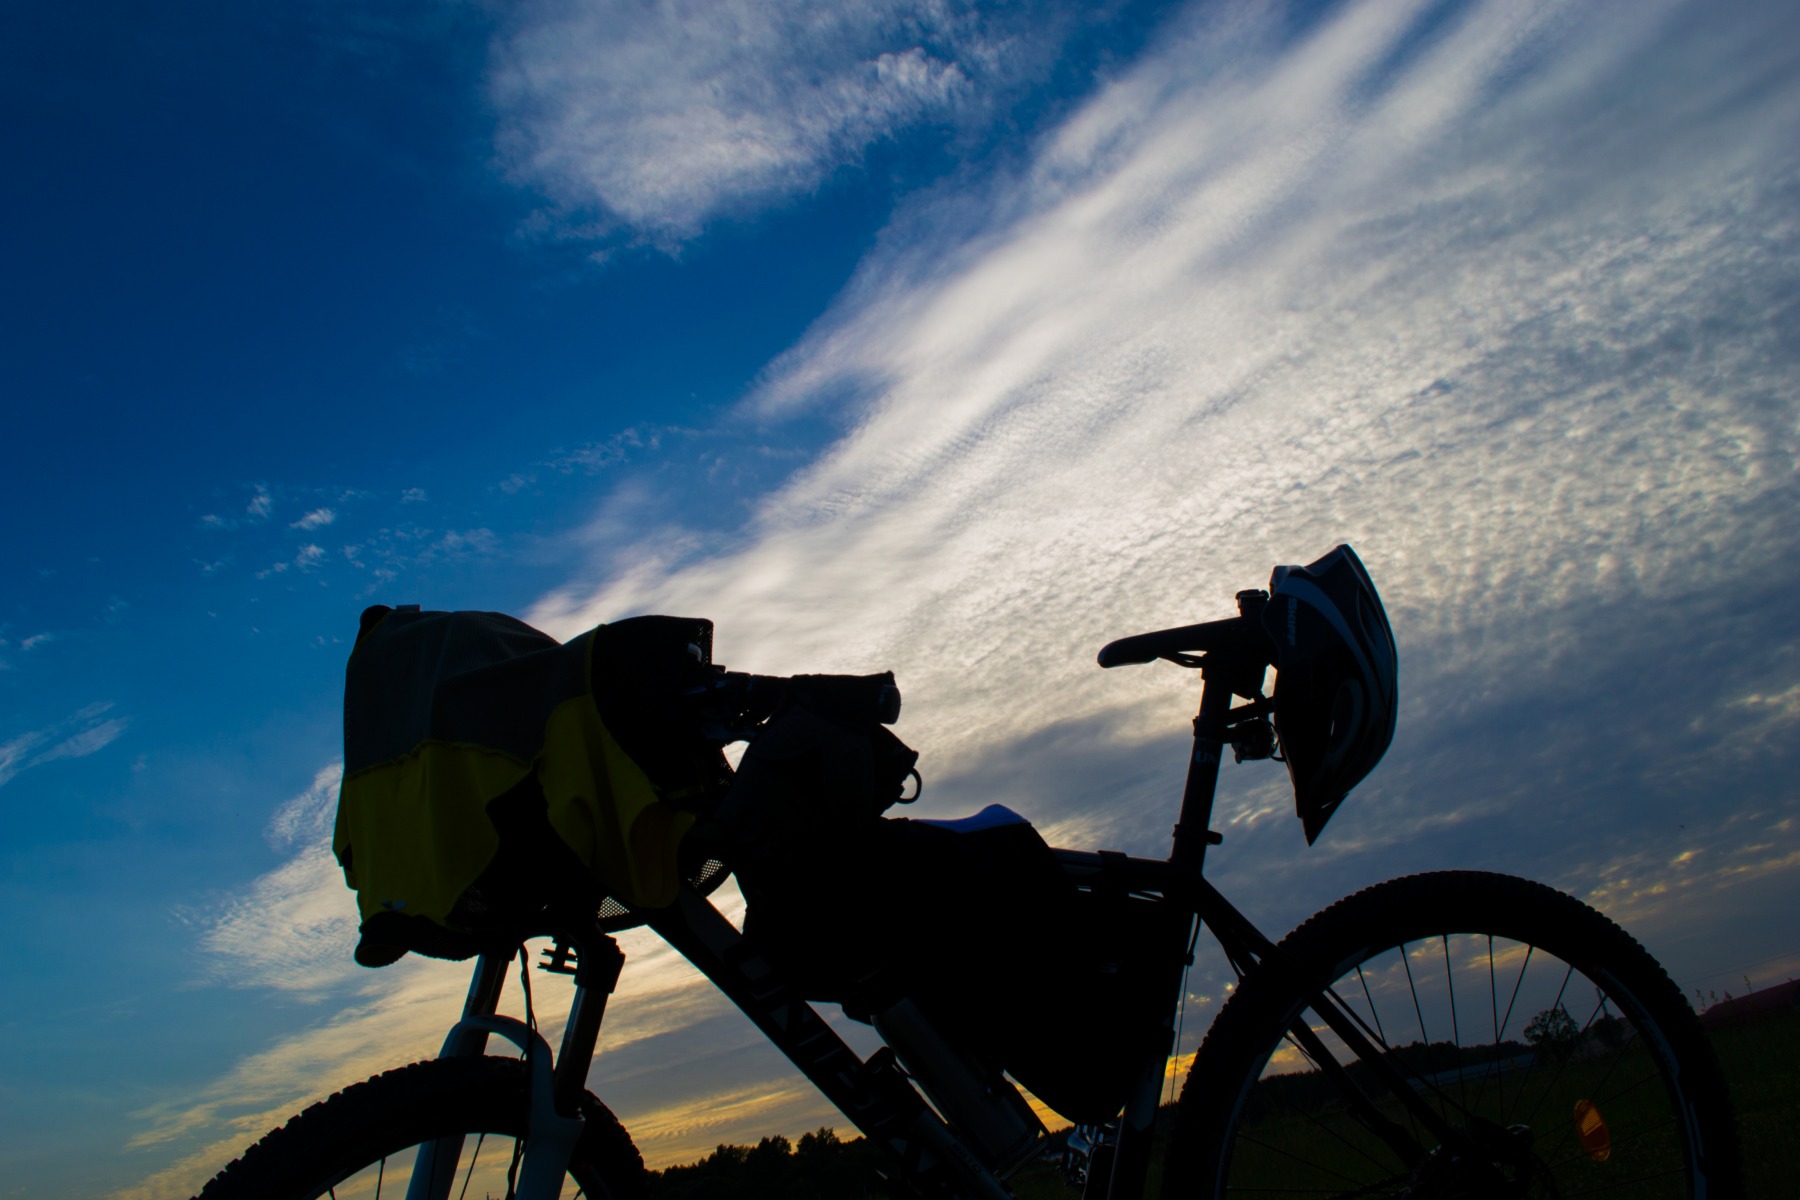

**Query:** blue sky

left=4, top=0, right=1799, bottom=1195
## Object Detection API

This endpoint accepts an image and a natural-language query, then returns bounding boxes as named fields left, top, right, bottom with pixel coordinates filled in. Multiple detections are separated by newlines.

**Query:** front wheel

left=193, top=1055, right=649, bottom=1200
left=1163, top=871, right=1741, bottom=1199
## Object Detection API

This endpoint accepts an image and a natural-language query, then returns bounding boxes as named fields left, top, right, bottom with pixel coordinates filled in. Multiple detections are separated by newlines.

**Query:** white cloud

left=139, top=785, right=757, bottom=1194
left=117, top=956, right=478, bottom=1200
left=290, top=507, right=336, bottom=530
left=0, top=732, right=43, bottom=785
left=134, top=0, right=1800, bottom=1190
left=530, top=0, right=1800, bottom=921
left=201, top=841, right=362, bottom=997
left=256, top=544, right=332, bottom=579
left=0, top=702, right=129, bottom=788
left=267, top=762, right=343, bottom=850
left=35, top=718, right=131, bottom=766
left=498, top=429, right=654, bottom=495
left=246, top=485, right=272, bottom=519
left=488, top=0, right=1079, bottom=244
left=189, top=764, right=357, bottom=997
left=502, top=0, right=1800, bottom=1161
left=429, top=527, right=498, bottom=558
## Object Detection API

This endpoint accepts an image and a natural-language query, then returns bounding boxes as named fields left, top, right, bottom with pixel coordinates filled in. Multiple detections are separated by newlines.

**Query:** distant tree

left=1590, top=1012, right=1630, bottom=1050
left=652, top=1127, right=891, bottom=1200
left=1524, top=1006, right=1579, bottom=1061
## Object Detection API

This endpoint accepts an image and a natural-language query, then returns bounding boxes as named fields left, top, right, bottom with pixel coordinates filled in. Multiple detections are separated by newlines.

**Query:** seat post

left=1170, top=594, right=1271, bottom=874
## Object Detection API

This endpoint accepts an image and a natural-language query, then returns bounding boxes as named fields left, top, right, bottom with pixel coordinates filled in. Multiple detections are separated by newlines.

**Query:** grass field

left=1007, top=1009, right=1799, bottom=1198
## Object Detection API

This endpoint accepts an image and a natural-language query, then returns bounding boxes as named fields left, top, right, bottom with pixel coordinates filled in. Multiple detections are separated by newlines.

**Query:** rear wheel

left=193, top=1055, right=648, bottom=1200
left=1163, top=871, right=1741, bottom=1199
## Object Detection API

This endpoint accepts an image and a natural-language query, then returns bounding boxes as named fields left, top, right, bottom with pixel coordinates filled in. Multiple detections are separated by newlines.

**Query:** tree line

left=649, top=1127, right=893, bottom=1200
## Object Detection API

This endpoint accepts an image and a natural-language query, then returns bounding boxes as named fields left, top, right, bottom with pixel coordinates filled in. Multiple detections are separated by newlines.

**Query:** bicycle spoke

left=1544, top=1108, right=1683, bottom=1170
left=1441, top=933, right=1468, bottom=1114
left=1313, top=973, right=1480, bottom=1141
left=1229, top=1124, right=1377, bottom=1192
left=187, top=1055, right=639, bottom=1200
left=1528, top=989, right=1635, bottom=1170
left=1467, top=935, right=1505, bottom=1118
left=1264, top=1032, right=1406, bottom=1182
left=1504, top=960, right=1576, bottom=1134
left=1399, top=943, right=1434, bottom=1085
left=1182, top=874, right=1733, bottom=1200
left=1496, top=944, right=1535, bottom=1044
left=1354, top=964, right=1388, bottom=1049
left=1250, top=942, right=1681, bottom=1199
left=457, top=1131, right=487, bottom=1200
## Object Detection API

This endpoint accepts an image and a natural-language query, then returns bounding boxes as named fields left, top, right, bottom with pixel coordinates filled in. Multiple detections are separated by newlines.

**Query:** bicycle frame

left=421, top=601, right=1371, bottom=1200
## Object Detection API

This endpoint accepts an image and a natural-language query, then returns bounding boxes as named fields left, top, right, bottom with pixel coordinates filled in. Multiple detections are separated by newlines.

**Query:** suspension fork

left=408, top=927, right=626, bottom=1200
left=439, top=950, right=510, bottom=1058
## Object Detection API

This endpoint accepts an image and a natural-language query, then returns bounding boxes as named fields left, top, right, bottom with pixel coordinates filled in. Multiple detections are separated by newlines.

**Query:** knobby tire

left=192, top=1055, right=648, bottom=1200
left=1162, top=871, right=1742, bottom=1199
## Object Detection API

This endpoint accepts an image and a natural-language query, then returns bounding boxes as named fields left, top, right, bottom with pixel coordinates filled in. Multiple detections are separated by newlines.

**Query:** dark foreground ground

left=651, top=1009, right=1800, bottom=1199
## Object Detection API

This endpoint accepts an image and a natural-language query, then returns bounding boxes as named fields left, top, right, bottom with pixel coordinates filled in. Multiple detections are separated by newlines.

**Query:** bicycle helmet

left=1261, top=544, right=1398, bottom=843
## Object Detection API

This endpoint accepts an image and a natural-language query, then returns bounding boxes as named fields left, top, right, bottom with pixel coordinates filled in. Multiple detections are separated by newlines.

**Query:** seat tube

left=1170, top=674, right=1233, bottom=873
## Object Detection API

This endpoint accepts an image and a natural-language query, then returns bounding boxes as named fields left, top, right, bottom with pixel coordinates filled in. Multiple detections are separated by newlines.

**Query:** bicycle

left=194, top=547, right=1743, bottom=1199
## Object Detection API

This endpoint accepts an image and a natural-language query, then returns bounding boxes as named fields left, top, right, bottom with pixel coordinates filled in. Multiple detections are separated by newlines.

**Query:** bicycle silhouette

left=195, top=547, right=1741, bottom=1199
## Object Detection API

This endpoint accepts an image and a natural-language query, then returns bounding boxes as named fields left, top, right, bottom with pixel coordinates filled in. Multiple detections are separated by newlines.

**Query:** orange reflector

left=1574, top=1099, right=1612, bottom=1163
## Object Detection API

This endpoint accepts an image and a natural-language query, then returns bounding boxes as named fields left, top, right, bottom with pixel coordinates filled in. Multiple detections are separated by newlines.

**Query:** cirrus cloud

left=488, top=0, right=1105, bottom=245
left=0, top=701, right=129, bottom=789
left=132, top=1, right=1800, bottom=1193
left=530, top=0, right=1800, bottom=940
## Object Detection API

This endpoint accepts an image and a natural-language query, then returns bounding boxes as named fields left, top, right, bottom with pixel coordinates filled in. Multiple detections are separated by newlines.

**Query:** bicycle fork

left=408, top=927, right=626, bottom=1200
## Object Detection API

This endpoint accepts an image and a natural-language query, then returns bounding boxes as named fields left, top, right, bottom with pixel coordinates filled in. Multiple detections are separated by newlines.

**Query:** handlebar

left=683, top=668, right=903, bottom=742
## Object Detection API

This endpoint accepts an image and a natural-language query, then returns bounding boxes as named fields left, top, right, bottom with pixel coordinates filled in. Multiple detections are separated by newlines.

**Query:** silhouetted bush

left=651, top=1127, right=892, bottom=1200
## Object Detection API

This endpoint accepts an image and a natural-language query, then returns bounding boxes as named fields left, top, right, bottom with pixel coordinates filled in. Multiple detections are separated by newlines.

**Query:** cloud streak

left=134, top=835, right=761, bottom=1194
left=290, top=507, right=336, bottom=530
left=136, top=0, right=1800, bottom=1190
left=488, top=0, right=1106, bottom=245
left=0, top=701, right=128, bottom=788
left=531, top=0, right=1800, bottom=941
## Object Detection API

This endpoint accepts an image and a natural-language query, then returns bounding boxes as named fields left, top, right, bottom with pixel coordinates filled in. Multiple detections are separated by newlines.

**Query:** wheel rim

left=1220, top=932, right=1703, bottom=1199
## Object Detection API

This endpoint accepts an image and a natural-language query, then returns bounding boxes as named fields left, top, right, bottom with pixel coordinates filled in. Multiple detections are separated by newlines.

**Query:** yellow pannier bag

left=333, top=607, right=726, bottom=966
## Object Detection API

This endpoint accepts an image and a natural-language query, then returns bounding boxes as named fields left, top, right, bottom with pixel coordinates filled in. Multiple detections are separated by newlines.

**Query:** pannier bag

left=334, top=606, right=727, bottom=966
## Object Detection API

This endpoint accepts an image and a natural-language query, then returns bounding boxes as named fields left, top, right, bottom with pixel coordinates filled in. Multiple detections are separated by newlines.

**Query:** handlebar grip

left=693, top=670, right=903, bottom=726
left=786, top=672, right=902, bottom=725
